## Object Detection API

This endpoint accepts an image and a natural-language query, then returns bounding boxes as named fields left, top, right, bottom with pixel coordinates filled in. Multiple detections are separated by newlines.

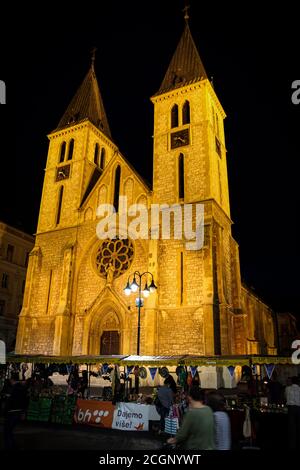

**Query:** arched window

left=94, top=143, right=100, bottom=165
left=67, top=139, right=74, bottom=160
left=171, top=104, right=179, bottom=128
left=59, top=141, right=66, bottom=163
left=178, top=153, right=184, bottom=199
left=113, top=165, right=121, bottom=212
left=56, top=186, right=64, bottom=225
left=100, top=148, right=106, bottom=170
left=182, top=101, right=190, bottom=125
left=216, top=114, right=220, bottom=136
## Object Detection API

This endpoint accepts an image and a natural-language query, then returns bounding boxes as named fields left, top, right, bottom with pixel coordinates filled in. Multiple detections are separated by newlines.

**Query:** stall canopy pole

left=87, top=363, right=91, bottom=398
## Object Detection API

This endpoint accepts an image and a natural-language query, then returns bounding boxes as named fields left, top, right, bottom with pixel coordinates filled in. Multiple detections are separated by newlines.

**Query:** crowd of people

left=155, top=379, right=231, bottom=450
left=154, top=372, right=300, bottom=450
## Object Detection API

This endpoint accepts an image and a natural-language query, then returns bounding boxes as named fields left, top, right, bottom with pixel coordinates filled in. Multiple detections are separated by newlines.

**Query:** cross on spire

left=91, top=47, right=97, bottom=69
left=182, top=3, right=190, bottom=22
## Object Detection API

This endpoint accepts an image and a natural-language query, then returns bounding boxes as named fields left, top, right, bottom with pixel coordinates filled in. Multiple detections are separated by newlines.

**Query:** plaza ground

left=0, top=420, right=164, bottom=450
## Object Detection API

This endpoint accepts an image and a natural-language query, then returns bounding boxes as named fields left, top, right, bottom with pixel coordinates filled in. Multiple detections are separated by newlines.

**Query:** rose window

left=95, top=237, right=134, bottom=278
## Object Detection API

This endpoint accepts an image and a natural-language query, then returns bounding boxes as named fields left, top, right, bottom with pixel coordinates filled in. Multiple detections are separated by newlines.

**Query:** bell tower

left=16, top=56, right=118, bottom=356
left=37, top=56, right=117, bottom=234
left=151, top=18, right=239, bottom=356
left=151, top=21, right=230, bottom=217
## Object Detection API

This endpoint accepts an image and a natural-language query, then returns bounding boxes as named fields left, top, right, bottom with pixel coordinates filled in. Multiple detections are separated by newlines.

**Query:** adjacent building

left=0, top=221, right=34, bottom=351
left=277, top=312, right=300, bottom=356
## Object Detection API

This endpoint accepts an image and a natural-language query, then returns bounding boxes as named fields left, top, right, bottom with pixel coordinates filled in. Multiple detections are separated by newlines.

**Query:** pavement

left=0, top=420, right=166, bottom=450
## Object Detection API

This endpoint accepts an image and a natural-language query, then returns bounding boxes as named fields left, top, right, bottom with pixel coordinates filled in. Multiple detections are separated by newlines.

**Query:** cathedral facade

left=16, top=23, right=277, bottom=358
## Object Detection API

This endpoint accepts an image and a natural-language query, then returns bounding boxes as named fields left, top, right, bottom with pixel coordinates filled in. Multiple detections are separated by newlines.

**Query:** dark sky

left=0, top=1, right=299, bottom=318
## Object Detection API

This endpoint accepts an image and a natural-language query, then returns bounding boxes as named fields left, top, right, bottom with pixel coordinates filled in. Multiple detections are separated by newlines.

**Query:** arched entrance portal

left=100, top=331, right=120, bottom=355
left=88, top=309, right=122, bottom=356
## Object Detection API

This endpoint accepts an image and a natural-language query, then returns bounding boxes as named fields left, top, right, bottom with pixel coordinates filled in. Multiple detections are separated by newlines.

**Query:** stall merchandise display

left=27, top=397, right=52, bottom=422
left=51, top=395, right=77, bottom=425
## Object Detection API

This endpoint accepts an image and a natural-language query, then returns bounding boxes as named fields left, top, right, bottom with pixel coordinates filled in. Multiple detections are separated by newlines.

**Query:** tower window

left=56, top=186, right=64, bottom=225
left=67, top=139, right=74, bottom=160
left=6, top=244, right=14, bottom=262
left=24, top=251, right=29, bottom=267
left=22, top=280, right=25, bottom=295
left=59, top=141, right=66, bottom=163
left=113, top=165, right=121, bottom=213
left=1, top=273, right=9, bottom=289
left=100, top=148, right=106, bottom=171
left=182, top=101, right=190, bottom=125
left=178, top=153, right=184, bottom=199
left=94, top=143, right=100, bottom=166
left=171, top=104, right=179, bottom=128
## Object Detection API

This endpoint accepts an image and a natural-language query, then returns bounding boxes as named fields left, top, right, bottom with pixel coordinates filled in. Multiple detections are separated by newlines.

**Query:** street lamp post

left=124, top=270, right=157, bottom=393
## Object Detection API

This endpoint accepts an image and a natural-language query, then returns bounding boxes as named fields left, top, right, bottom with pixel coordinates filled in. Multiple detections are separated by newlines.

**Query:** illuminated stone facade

left=16, top=23, right=277, bottom=357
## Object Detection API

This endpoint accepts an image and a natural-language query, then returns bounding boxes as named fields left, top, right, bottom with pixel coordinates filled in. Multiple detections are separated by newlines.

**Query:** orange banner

left=74, top=399, right=115, bottom=428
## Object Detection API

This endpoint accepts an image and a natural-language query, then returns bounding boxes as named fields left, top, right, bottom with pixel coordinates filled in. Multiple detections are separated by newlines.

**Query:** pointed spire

left=155, top=22, right=208, bottom=96
left=55, top=54, right=111, bottom=138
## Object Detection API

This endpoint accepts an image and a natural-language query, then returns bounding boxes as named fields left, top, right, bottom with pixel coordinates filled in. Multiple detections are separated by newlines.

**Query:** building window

left=182, top=101, right=190, bottom=125
left=59, top=141, right=66, bottom=163
left=113, top=165, right=121, bottom=213
left=56, top=186, right=64, bottom=225
left=171, top=104, right=179, bottom=128
left=6, top=244, right=14, bottom=262
left=215, top=137, right=222, bottom=157
left=100, top=148, right=105, bottom=171
left=25, top=252, right=29, bottom=267
left=67, top=139, right=74, bottom=160
left=0, top=300, right=5, bottom=316
left=1, top=273, right=9, bottom=289
left=94, top=143, right=100, bottom=165
left=178, top=153, right=184, bottom=199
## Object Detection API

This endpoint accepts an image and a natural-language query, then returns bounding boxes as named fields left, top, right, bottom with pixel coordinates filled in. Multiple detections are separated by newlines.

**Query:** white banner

left=112, top=403, right=150, bottom=431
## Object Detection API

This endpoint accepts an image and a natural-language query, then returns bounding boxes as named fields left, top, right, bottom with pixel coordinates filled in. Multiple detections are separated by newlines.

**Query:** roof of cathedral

left=155, top=22, right=208, bottom=96
left=80, top=167, right=103, bottom=207
left=54, top=65, right=111, bottom=137
left=80, top=151, right=151, bottom=209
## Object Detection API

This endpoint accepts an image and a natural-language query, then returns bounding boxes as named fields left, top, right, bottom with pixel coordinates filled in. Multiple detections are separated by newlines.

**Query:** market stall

left=2, top=353, right=298, bottom=445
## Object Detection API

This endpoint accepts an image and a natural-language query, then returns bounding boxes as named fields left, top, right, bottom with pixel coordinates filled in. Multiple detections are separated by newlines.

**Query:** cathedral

left=16, top=21, right=277, bottom=359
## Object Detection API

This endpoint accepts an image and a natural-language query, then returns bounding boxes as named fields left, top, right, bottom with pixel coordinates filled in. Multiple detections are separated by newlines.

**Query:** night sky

left=0, top=1, right=299, bottom=319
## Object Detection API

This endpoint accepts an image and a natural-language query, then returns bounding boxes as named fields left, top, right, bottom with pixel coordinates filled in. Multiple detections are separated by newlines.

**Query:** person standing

left=156, top=379, right=173, bottom=433
left=167, top=386, right=215, bottom=450
left=206, top=391, right=231, bottom=450
left=164, top=374, right=177, bottom=395
left=285, top=376, right=300, bottom=449
left=3, top=373, right=28, bottom=449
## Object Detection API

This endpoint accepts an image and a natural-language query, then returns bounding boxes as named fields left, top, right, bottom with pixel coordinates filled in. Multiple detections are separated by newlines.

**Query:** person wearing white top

left=285, top=376, right=300, bottom=449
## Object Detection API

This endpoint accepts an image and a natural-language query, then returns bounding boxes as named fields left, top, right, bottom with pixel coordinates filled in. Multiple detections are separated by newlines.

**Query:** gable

left=80, top=152, right=151, bottom=223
